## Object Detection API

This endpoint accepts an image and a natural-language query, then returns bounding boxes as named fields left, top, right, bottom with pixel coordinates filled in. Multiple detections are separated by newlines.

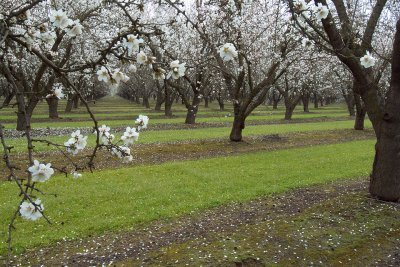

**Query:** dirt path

left=9, top=178, right=400, bottom=266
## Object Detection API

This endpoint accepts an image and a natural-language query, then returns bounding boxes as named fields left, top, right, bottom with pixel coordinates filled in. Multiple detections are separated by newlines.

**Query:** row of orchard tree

left=0, top=2, right=399, bottom=258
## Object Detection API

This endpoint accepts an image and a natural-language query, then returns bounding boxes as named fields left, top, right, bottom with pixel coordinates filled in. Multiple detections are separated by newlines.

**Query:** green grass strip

left=0, top=140, right=374, bottom=255
left=1, top=112, right=350, bottom=129
left=6, top=120, right=371, bottom=153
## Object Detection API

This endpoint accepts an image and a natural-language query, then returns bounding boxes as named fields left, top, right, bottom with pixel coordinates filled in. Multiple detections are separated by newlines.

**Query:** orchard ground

left=0, top=97, right=399, bottom=266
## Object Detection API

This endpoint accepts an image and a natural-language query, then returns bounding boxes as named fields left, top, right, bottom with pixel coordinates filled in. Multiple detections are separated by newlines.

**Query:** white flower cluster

left=20, top=199, right=44, bottom=221
left=14, top=9, right=83, bottom=48
left=49, top=9, right=83, bottom=37
left=28, top=160, right=55, bottom=183
left=97, top=124, right=115, bottom=145
left=97, top=66, right=130, bottom=90
left=293, top=0, right=329, bottom=22
left=64, top=130, right=88, bottom=155
left=95, top=115, right=149, bottom=163
left=20, top=159, right=56, bottom=220
left=123, top=34, right=144, bottom=56
left=121, top=127, right=139, bottom=146
left=111, top=146, right=133, bottom=163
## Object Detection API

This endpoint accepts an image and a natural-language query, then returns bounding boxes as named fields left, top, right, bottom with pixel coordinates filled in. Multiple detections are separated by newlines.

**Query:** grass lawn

left=0, top=140, right=375, bottom=255
left=1, top=112, right=350, bottom=129
left=5, top=120, right=372, bottom=153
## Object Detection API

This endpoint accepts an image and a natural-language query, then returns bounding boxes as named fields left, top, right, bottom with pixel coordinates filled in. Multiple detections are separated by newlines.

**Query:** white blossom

left=121, top=127, right=139, bottom=146
left=64, top=130, right=88, bottom=155
left=39, top=31, right=56, bottom=45
left=20, top=199, right=44, bottom=221
left=112, top=146, right=133, bottom=163
left=137, top=51, right=148, bottom=65
left=168, top=60, right=186, bottom=79
left=313, top=3, right=329, bottom=20
left=97, top=66, right=110, bottom=82
left=135, top=114, right=149, bottom=131
left=28, top=161, right=54, bottom=183
left=219, top=43, right=238, bottom=61
left=123, top=34, right=143, bottom=55
left=153, top=68, right=166, bottom=80
left=112, top=69, right=129, bottom=83
left=66, top=20, right=83, bottom=37
left=293, top=0, right=307, bottom=12
left=360, top=51, right=376, bottom=68
left=49, top=9, right=72, bottom=29
left=72, top=172, right=82, bottom=179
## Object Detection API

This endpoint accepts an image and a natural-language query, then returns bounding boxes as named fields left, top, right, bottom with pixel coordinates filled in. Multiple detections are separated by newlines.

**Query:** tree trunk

left=73, top=95, right=79, bottom=109
left=155, top=85, right=164, bottom=111
left=164, top=84, right=173, bottom=117
left=185, top=94, right=201, bottom=124
left=346, top=98, right=356, bottom=116
left=46, top=97, right=59, bottom=119
left=313, top=93, right=319, bottom=108
left=204, top=96, right=209, bottom=108
left=16, top=112, right=31, bottom=131
left=165, top=100, right=173, bottom=116
left=217, top=98, right=224, bottom=111
left=142, top=95, right=150, bottom=109
left=302, top=95, right=310, bottom=113
left=354, top=93, right=366, bottom=130
left=230, top=112, right=245, bottom=142
left=272, top=100, right=279, bottom=109
left=65, top=98, right=74, bottom=113
left=369, top=19, right=400, bottom=201
left=284, top=107, right=294, bottom=120
left=1, top=91, right=14, bottom=108
left=185, top=107, right=197, bottom=124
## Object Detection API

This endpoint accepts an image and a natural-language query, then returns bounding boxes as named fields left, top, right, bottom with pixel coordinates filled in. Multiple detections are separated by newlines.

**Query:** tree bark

left=284, top=107, right=295, bottom=120
left=370, top=19, right=400, bottom=201
left=204, top=96, right=209, bottom=108
left=302, top=94, right=310, bottom=113
left=217, top=98, right=224, bottom=111
left=354, top=93, right=366, bottom=130
left=65, top=97, right=74, bottom=113
left=164, top=83, right=173, bottom=117
left=185, top=106, right=198, bottom=124
left=272, top=100, right=279, bottom=109
left=230, top=108, right=245, bottom=142
left=46, top=97, right=59, bottom=119
left=73, top=94, right=79, bottom=109
left=185, top=94, right=201, bottom=124
left=142, top=95, right=150, bottom=109
left=155, top=85, right=164, bottom=111
left=313, top=93, right=319, bottom=108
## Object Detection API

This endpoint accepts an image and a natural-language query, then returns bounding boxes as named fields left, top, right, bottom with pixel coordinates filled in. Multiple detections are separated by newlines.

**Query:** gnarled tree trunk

left=65, top=98, right=74, bottom=113
left=230, top=105, right=245, bottom=142
left=370, top=20, right=400, bottom=201
left=354, top=93, right=366, bottom=130
left=46, top=97, right=59, bottom=119
left=302, top=94, right=310, bottom=113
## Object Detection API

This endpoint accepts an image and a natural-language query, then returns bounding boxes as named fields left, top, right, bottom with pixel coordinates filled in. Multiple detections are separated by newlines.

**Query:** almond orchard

left=0, top=0, right=400, bottom=266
